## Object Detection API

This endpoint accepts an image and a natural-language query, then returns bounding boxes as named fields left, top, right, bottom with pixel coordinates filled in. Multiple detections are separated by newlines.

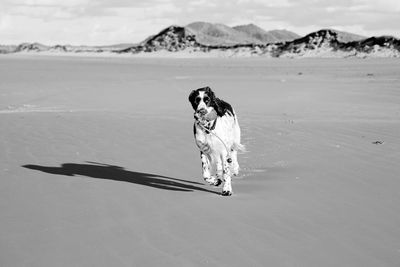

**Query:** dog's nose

left=197, top=108, right=207, bottom=115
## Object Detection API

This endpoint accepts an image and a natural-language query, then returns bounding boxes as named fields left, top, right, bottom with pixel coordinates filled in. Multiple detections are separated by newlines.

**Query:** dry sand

left=1, top=55, right=400, bottom=266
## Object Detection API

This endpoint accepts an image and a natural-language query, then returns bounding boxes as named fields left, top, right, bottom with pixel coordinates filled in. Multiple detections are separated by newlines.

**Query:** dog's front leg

left=200, top=152, right=211, bottom=180
left=201, top=152, right=222, bottom=187
left=195, top=137, right=211, bottom=154
left=215, top=156, right=224, bottom=182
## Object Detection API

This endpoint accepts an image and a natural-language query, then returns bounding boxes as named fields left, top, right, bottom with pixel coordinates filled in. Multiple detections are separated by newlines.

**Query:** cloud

left=0, top=0, right=182, bottom=45
left=247, top=0, right=400, bottom=36
left=236, top=0, right=292, bottom=7
left=0, top=0, right=399, bottom=45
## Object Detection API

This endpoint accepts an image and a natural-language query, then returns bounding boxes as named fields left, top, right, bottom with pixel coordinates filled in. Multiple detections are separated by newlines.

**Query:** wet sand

left=1, top=55, right=400, bottom=266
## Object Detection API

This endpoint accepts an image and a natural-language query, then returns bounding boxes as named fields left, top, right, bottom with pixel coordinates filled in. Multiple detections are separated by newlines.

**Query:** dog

left=188, top=86, right=244, bottom=196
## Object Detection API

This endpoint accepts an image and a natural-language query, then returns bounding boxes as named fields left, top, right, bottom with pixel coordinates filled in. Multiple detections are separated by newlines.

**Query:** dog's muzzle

left=197, top=108, right=207, bottom=116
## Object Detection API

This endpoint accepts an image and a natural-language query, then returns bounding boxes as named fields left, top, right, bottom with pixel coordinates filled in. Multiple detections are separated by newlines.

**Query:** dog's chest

left=194, top=116, right=235, bottom=153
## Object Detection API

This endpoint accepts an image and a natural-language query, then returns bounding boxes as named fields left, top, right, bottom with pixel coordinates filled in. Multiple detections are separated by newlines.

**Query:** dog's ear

left=212, top=98, right=225, bottom=116
left=188, top=90, right=197, bottom=109
left=212, top=98, right=234, bottom=117
left=205, top=87, right=225, bottom=116
left=203, top=86, right=215, bottom=100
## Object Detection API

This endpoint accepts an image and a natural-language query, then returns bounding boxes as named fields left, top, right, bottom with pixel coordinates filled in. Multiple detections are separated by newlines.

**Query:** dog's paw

left=204, top=176, right=222, bottom=187
left=221, top=190, right=232, bottom=196
left=213, top=179, right=222, bottom=187
left=222, top=180, right=232, bottom=196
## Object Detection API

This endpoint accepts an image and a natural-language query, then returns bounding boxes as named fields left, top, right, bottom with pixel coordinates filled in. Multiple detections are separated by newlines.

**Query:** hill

left=186, top=22, right=260, bottom=45
left=233, top=24, right=299, bottom=43
left=1, top=23, right=399, bottom=58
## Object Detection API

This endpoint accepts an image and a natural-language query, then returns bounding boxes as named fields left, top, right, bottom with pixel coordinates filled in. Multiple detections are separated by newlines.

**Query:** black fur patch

left=188, top=89, right=199, bottom=110
left=211, top=98, right=234, bottom=117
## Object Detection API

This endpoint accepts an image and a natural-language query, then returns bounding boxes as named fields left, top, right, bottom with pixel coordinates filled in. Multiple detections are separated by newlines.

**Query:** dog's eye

left=203, top=96, right=210, bottom=103
left=195, top=97, right=201, bottom=104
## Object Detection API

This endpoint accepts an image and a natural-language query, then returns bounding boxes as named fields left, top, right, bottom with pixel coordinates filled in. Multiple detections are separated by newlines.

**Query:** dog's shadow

left=23, top=162, right=217, bottom=194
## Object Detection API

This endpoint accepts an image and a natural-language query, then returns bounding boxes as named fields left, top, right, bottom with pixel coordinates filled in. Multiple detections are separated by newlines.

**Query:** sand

left=1, top=54, right=400, bottom=266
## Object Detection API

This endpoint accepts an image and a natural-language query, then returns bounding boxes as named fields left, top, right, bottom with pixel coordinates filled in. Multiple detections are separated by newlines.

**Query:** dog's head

left=188, top=86, right=215, bottom=114
left=189, top=86, right=221, bottom=122
left=188, top=86, right=234, bottom=119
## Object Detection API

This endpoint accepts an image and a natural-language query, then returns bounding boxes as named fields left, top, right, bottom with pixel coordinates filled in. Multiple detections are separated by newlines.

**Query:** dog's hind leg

left=221, top=155, right=233, bottom=196
left=201, top=152, right=222, bottom=187
left=230, top=149, right=239, bottom=176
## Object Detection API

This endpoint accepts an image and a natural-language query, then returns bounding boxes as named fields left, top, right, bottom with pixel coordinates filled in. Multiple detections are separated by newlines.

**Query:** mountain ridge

left=1, top=23, right=399, bottom=57
left=232, top=23, right=300, bottom=43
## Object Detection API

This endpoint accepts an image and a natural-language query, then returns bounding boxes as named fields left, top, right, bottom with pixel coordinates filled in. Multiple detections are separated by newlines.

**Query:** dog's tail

left=232, top=142, right=246, bottom=152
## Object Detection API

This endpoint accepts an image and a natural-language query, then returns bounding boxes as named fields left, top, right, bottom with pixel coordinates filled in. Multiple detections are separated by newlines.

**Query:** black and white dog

left=188, top=86, right=244, bottom=196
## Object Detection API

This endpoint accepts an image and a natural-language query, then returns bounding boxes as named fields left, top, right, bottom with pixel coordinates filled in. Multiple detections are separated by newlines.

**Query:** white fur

left=194, top=109, right=243, bottom=196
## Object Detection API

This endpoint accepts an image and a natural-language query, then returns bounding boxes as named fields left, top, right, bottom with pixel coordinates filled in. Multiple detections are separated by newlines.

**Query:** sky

left=0, top=0, right=399, bottom=45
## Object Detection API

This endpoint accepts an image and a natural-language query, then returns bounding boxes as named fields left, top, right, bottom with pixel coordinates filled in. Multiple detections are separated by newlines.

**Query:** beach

left=1, top=55, right=399, bottom=266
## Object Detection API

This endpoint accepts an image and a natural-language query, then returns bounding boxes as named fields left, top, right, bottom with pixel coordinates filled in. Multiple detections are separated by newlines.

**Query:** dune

left=2, top=26, right=398, bottom=57
left=1, top=55, right=399, bottom=266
